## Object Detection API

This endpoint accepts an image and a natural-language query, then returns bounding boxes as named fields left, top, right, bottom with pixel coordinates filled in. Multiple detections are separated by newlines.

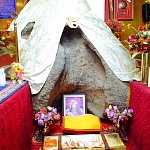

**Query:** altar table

left=31, top=81, right=150, bottom=150
left=0, top=81, right=35, bottom=150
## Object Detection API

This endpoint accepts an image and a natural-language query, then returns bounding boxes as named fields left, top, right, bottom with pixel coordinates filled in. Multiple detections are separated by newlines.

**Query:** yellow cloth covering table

left=62, top=114, right=103, bottom=133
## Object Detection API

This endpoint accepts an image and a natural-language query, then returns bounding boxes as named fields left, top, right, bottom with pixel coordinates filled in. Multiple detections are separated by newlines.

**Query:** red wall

left=0, top=54, right=16, bottom=67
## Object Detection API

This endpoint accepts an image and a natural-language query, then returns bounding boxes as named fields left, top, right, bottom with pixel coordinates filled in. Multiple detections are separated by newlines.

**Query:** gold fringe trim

left=127, top=82, right=131, bottom=107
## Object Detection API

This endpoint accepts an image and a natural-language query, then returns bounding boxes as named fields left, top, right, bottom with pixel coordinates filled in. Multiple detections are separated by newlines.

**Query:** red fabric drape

left=0, top=83, right=34, bottom=150
left=125, top=81, right=150, bottom=150
left=104, top=0, right=111, bottom=22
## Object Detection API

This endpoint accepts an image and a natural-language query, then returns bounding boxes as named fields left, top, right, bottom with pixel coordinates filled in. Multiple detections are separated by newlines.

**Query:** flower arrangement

left=0, top=31, right=16, bottom=57
left=35, top=106, right=60, bottom=126
left=126, top=24, right=150, bottom=55
left=105, top=19, right=125, bottom=33
left=10, top=62, right=24, bottom=81
left=105, top=105, right=133, bottom=124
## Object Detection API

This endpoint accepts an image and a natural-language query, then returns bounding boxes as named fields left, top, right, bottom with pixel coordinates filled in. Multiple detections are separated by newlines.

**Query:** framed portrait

left=114, top=0, right=134, bottom=20
left=62, top=93, right=87, bottom=116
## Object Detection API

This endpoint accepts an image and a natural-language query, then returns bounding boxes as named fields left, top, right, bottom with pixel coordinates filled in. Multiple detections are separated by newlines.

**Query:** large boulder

left=32, top=26, right=129, bottom=117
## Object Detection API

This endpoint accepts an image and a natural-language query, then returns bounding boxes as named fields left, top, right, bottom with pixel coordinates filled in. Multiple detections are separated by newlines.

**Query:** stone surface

left=31, top=26, right=129, bottom=117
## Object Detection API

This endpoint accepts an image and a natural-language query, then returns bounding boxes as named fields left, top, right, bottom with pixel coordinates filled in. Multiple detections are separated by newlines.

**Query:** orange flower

left=5, top=20, right=12, bottom=29
left=15, top=66, right=22, bottom=74
left=10, top=62, right=24, bottom=80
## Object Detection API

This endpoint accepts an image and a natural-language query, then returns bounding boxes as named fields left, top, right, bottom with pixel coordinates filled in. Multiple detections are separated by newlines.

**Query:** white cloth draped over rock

left=9, top=0, right=141, bottom=94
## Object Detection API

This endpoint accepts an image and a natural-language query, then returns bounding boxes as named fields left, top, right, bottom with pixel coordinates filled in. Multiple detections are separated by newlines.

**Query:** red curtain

left=104, top=0, right=112, bottom=22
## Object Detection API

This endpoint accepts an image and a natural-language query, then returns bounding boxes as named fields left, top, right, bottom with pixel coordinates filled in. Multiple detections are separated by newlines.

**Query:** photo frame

left=114, top=0, right=134, bottom=20
left=62, top=93, right=87, bottom=116
left=43, top=133, right=126, bottom=150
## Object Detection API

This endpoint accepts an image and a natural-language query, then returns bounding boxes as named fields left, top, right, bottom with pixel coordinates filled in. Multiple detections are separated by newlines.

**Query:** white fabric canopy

left=9, top=0, right=141, bottom=94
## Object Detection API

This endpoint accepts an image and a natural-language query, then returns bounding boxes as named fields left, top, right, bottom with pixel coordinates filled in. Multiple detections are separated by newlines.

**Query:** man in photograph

left=66, top=99, right=83, bottom=116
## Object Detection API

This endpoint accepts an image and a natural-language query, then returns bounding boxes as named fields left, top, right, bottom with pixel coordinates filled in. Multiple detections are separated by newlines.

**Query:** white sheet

left=8, top=0, right=141, bottom=94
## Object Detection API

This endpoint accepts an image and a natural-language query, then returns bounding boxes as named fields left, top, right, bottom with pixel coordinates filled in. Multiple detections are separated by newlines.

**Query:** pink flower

left=127, top=34, right=139, bottom=45
left=105, top=105, right=133, bottom=124
left=56, top=113, right=61, bottom=120
left=113, top=105, right=118, bottom=111
left=128, top=109, right=133, bottom=114
left=119, top=116, right=124, bottom=121
left=122, top=109, right=128, bottom=115
left=35, top=113, right=40, bottom=119
left=113, top=118, right=117, bottom=123
left=105, top=108, right=110, bottom=113
left=40, top=109, right=46, bottom=114
left=35, top=106, right=60, bottom=126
